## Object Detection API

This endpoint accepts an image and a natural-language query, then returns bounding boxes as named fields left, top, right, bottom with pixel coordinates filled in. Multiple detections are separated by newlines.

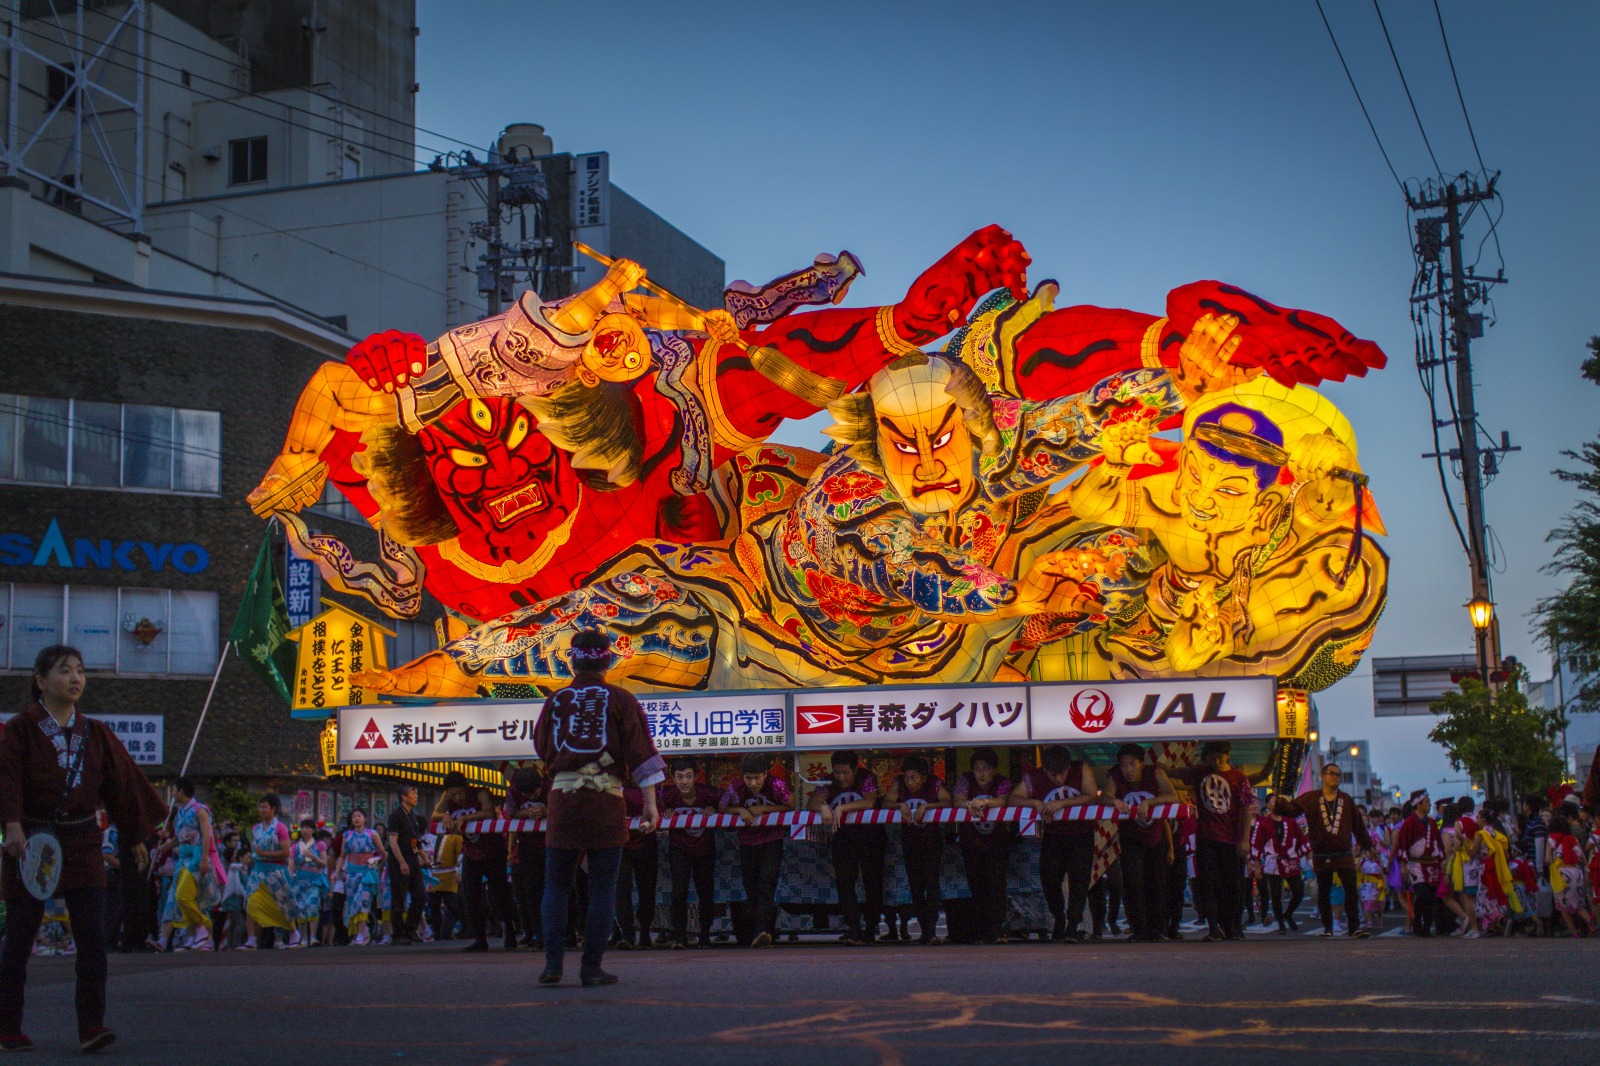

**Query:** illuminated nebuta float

left=249, top=227, right=1387, bottom=700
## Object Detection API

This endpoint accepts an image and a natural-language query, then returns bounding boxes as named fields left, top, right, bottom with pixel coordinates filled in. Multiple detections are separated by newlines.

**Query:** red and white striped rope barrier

left=431, top=803, right=1191, bottom=835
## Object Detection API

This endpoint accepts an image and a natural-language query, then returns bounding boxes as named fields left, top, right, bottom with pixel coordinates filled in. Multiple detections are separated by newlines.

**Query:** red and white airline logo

left=1068, top=689, right=1114, bottom=734
left=353, top=718, right=388, bottom=750
left=796, top=705, right=844, bottom=734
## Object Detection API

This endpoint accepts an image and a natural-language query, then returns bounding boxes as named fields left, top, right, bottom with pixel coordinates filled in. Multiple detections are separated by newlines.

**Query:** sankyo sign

left=0, top=518, right=209, bottom=573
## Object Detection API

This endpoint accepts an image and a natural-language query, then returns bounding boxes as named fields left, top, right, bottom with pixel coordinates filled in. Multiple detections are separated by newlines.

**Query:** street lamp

left=1467, top=596, right=1494, bottom=631
left=1465, top=595, right=1497, bottom=695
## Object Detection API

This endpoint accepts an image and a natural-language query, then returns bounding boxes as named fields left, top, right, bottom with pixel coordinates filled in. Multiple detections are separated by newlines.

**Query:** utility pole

left=437, top=140, right=554, bottom=321
left=1411, top=173, right=1516, bottom=692
left=484, top=164, right=503, bottom=315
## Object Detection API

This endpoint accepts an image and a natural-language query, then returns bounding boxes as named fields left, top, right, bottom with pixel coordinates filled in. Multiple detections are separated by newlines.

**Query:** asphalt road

left=10, top=927, right=1596, bottom=1065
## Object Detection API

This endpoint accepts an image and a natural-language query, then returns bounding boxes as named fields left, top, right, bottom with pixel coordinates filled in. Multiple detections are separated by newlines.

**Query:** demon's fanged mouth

left=487, top=480, right=549, bottom=525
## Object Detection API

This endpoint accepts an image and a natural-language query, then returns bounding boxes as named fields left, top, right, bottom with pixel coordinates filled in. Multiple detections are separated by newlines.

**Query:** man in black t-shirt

left=386, top=785, right=426, bottom=943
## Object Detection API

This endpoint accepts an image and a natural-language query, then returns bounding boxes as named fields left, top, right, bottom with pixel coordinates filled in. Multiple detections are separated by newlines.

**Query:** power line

left=13, top=20, right=466, bottom=166
left=1370, top=0, right=1444, bottom=179
left=38, top=127, right=463, bottom=305
left=1312, top=0, right=1405, bottom=192
left=1431, top=0, right=1488, bottom=173
left=20, top=6, right=487, bottom=159
left=131, top=11, right=487, bottom=156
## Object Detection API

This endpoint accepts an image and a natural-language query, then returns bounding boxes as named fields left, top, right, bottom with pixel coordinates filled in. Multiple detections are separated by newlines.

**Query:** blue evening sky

left=413, top=1, right=1600, bottom=794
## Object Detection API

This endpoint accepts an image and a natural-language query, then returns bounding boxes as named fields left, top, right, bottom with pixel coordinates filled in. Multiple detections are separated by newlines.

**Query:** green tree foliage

left=203, top=778, right=266, bottom=830
left=1429, top=674, right=1565, bottom=797
left=1533, top=336, right=1600, bottom=712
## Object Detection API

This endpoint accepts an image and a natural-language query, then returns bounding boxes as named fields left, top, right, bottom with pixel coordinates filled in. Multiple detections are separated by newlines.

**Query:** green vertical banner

left=230, top=530, right=297, bottom=705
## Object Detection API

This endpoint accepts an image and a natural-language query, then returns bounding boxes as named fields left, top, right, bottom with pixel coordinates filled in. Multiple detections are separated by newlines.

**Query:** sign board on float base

left=334, top=675, right=1278, bottom=765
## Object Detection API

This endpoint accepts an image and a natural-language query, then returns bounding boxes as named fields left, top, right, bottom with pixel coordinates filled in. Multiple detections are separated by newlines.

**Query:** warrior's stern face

left=874, top=386, right=975, bottom=517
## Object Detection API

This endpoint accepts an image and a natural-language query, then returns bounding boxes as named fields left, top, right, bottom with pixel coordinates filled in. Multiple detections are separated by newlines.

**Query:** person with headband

left=533, top=627, right=663, bottom=986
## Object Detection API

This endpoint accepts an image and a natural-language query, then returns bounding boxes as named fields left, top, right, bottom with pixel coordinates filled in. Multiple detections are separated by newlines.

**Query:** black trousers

left=615, top=844, right=660, bottom=940
left=387, top=858, right=425, bottom=937
left=1267, top=872, right=1305, bottom=924
left=543, top=847, right=621, bottom=973
left=461, top=853, right=516, bottom=945
left=118, top=873, right=155, bottom=952
left=1196, top=838, right=1243, bottom=932
left=1314, top=858, right=1360, bottom=932
left=668, top=847, right=716, bottom=941
left=736, top=839, right=784, bottom=944
left=960, top=840, right=1012, bottom=941
left=102, top=871, right=122, bottom=946
left=328, top=893, right=349, bottom=944
left=1166, top=841, right=1190, bottom=933
left=1120, top=837, right=1168, bottom=937
left=831, top=831, right=886, bottom=938
left=903, top=832, right=944, bottom=941
left=1, top=885, right=107, bottom=1035
left=1090, top=860, right=1123, bottom=933
left=1409, top=881, right=1437, bottom=936
left=426, top=889, right=462, bottom=938
left=512, top=839, right=545, bottom=946
left=1039, top=832, right=1094, bottom=932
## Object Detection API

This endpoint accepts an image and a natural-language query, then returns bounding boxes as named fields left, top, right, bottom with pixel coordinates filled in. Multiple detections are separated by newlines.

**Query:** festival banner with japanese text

left=790, top=685, right=1029, bottom=751
left=286, top=601, right=393, bottom=714
left=93, top=714, right=164, bottom=766
left=642, top=692, right=788, bottom=753
left=337, top=701, right=540, bottom=764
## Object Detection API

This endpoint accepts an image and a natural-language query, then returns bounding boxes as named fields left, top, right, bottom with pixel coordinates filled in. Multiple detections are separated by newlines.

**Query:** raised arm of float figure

left=545, top=258, right=648, bottom=335
left=1063, top=414, right=1169, bottom=530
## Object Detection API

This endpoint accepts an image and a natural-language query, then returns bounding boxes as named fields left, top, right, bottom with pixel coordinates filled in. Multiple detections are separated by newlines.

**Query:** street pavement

left=10, top=922, right=1597, bottom=1065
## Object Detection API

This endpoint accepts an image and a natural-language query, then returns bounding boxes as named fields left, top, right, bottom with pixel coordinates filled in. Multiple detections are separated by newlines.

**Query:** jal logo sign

left=1029, top=677, right=1276, bottom=743
left=1068, top=689, right=1114, bottom=734
left=0, top=518, right=209, bottom=574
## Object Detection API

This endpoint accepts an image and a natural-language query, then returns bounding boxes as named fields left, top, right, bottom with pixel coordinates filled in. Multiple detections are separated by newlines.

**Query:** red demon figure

left=252, top=227, right=1032, bottom=620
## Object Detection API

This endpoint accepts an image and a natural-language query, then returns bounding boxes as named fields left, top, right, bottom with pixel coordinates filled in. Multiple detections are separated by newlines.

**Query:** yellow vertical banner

left=1275, top=688, right=1310, bottom=740
left=286, top=600, right=395, bottom=712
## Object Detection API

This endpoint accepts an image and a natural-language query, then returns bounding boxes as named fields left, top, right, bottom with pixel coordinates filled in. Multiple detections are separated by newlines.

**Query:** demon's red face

left=417, top=397, right=577, bottom=563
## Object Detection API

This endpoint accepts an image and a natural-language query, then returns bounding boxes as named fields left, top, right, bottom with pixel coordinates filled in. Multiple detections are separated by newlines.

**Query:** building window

left=229, top=136, right=268, bottom=185
left=0, top=395, right=220, bottom=494
left=45, top=65, right=75, bottom=112
left=309, top=480, right=368, bottom=525
left=386, top=619, right=435, bottom=667
left=2, top=584, right=219, bottom=677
